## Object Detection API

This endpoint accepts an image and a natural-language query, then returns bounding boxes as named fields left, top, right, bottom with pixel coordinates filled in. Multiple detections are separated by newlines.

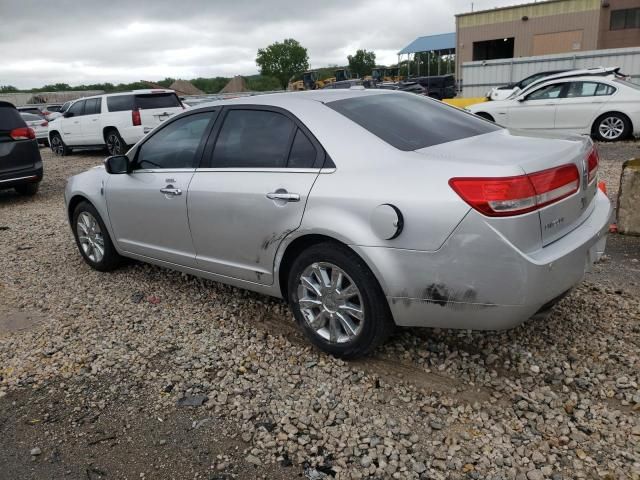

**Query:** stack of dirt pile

left=617, top=158, right=640, bottom=235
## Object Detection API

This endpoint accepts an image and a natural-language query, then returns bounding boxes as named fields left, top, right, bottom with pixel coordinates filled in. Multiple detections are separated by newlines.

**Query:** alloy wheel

left=76, top=211, right=105, bottom=263
left=106, top=134, right=122, bottom=155
left=297, top=262, right=364, bottom=344
left=599, top=116, right=625, bottom=140
left=51, top=136, right=64, bottom=156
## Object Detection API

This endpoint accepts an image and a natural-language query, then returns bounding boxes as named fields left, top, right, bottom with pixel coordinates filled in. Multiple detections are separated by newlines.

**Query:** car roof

left=195, top=89, right=394, bottom=109
left=0, top=101, right=17, bottom=109
left=519, top=67, right=619, bottom=94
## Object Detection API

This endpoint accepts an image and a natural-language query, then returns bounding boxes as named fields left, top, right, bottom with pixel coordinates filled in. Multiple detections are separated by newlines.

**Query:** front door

left=188, top=107, right=324, bottom=284
left=60, top=100, right=85, bottom=145
left=507, top=82, right=566, bottom=131
left=105, top=111, right=216, bottom=267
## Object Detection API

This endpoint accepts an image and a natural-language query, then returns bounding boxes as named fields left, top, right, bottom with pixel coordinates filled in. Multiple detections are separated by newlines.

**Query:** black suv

left=0, top=101, right=43, bottom=196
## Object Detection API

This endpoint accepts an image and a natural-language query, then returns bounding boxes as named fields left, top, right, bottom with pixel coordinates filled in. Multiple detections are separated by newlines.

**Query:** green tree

left=256, top=39, right=309, bottom=89
left=347, top=49, right=376, bottom=78
left=0, top=85, right=18, bottom=93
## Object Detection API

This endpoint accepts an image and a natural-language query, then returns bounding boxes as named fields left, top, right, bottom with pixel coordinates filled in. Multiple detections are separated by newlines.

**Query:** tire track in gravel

left=253, top=308, right=494, bottom=404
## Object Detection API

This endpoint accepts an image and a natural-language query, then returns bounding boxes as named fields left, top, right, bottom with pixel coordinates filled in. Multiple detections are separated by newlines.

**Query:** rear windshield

left=21, top=113, right=42, bottom=121
left=135, top=93, right=181, bottom=110
left=327, top=93, right=499, bottom=151
left=0, top=105, right=27, bottom=130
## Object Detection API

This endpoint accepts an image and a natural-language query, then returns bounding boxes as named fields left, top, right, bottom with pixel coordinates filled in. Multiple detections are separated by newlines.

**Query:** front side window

left=211, top=110, right=294, bottom=168
left=67, top=100, right=85, bottom=116
left=327, top=93, right=499, bottom=151
left=135, top=112, right=212, bottom=170
left=526, top=83, right=565, bottom=101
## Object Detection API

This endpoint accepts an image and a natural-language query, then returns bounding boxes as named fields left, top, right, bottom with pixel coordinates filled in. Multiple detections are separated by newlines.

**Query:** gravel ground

left=0, top=143, right=639, bottom=480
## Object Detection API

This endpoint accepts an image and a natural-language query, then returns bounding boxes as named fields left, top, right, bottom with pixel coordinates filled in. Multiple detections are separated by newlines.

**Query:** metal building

left=455, top=0, right=640, bottom=75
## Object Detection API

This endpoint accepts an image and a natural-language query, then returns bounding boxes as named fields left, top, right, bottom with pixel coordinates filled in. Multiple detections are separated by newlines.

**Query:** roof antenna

left=471, top=2, right=474, bottom=12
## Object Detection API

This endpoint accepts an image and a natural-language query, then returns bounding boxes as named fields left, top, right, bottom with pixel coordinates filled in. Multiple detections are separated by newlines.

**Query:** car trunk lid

left=417, top=129, right=598, bottom=251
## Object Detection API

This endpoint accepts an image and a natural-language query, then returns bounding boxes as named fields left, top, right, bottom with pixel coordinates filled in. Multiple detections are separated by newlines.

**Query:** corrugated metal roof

left=398, top=32, right=456, bottom=55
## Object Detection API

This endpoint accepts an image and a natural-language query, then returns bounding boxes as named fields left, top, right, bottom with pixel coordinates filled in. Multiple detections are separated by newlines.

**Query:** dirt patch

left=0, top=307, right=43, bottom=335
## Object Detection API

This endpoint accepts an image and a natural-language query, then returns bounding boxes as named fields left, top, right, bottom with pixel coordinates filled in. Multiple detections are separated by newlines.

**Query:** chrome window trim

left=0, top=175, right=38, bottom=184
left=130, top=168, right=196, bottom=174
left=193, top=167, right=324, bottom=174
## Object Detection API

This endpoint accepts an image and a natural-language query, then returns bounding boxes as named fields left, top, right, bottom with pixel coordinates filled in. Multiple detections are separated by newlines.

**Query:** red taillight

left=587, top=148, right=599, bottom=184
left=41, top=121, right=48, bottom=127
left=9, top=127, right=36, bottom=141
left=132, top=108, right=141, bottom=126
left=449, top=164, right=580, bottom=217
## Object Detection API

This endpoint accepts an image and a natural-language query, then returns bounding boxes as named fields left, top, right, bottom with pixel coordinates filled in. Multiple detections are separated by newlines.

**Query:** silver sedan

left=64, top=90, right=611, bottom=358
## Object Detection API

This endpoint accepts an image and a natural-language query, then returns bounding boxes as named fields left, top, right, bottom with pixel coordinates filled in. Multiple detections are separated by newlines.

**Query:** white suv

left=48, top=90, right=184, bottom=156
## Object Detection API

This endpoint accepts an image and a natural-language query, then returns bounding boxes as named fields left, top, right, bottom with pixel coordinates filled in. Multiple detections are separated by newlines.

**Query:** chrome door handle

left=266, top=192, right=300, bottom=202
left=160, top=186, right=182, bottom=196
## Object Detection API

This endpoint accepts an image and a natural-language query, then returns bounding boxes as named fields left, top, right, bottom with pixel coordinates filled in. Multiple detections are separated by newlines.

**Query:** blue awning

left=398, top=32, right=456, bottom=55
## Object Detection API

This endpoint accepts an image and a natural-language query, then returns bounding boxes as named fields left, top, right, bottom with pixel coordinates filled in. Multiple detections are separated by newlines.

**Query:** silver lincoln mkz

left=65, top=90, right=611, bottom=358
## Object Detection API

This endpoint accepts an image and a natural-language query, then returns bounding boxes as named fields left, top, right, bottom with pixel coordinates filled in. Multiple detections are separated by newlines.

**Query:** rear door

left=135, top=93, right=183, bottom=130
left=81, top=97, right=103, bottom=144
left=553, top=81, right=616, bottom=133
left=188, top=106, right=324, bottom=284
left=507, top=82, right=567, bottom=131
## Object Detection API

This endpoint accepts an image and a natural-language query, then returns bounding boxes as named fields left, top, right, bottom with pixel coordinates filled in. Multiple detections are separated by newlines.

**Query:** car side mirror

left=104, top=155, right=130, bottom=174
left=63, top=111, right=74, bottom=118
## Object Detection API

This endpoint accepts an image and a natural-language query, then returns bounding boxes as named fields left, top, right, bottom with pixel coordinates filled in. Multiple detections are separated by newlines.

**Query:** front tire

left=105, top=129, right=127, bottom=156
left=593, top=113, right=631, bottom=142
left=287, top=242, right=394, bottom=359
left=72, top=201, right=122, bottom=272
left=50, top=133, right=71, bottom=156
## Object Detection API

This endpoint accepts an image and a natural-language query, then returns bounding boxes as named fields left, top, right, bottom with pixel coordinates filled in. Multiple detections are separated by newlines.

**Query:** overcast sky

left=1, top=0, right=518, bottom=89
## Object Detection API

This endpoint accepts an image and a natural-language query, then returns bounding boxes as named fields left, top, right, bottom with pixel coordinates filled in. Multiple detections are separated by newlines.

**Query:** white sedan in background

left=469, top=74, right=640, bottom=142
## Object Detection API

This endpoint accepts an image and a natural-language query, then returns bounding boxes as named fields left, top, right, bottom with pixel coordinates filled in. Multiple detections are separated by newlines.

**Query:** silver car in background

left=20, top=112, right=49, bottom=146
left=64, top=90, right=611, bottom=358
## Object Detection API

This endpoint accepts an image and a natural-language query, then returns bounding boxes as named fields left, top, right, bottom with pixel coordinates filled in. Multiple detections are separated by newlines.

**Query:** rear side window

left=0, top=105, right=26, bottom=131
left=107, top=95, right=134, bottom=112
left=136, top=112, right=212, bottom=170
left=211, top=110, right=294, bottom=168
left=135, top=93, right=181, bottom=110
left=84, top=98, right=102, bottom=115
left=327, top=93, right=500, bottom=151
left=288, top=129, right=317, bottom=168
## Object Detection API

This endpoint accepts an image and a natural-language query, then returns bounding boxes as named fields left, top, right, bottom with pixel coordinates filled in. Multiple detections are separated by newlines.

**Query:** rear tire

left=72, top=201, right=122, bottom=272
left=287, top=242, right=394, bottom=359
left=475, top=112, right=495, bottom=122
left=50, top=133, right=71, bottom=156
left=105, top=129, right=127, bottom=156
left=593, top=113, right=631, bottom=142
left=15, top=183, right=39, bottom=196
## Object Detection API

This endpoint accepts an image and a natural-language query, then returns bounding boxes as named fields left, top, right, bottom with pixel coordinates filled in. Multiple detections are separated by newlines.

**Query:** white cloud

left=0, top=0, right=518, bottom=88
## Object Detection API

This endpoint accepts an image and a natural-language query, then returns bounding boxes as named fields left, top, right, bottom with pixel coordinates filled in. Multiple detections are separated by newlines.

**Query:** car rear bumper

left=354, top=190, right=612, bottom=330
left=0, top=165, right=43, bottom=189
